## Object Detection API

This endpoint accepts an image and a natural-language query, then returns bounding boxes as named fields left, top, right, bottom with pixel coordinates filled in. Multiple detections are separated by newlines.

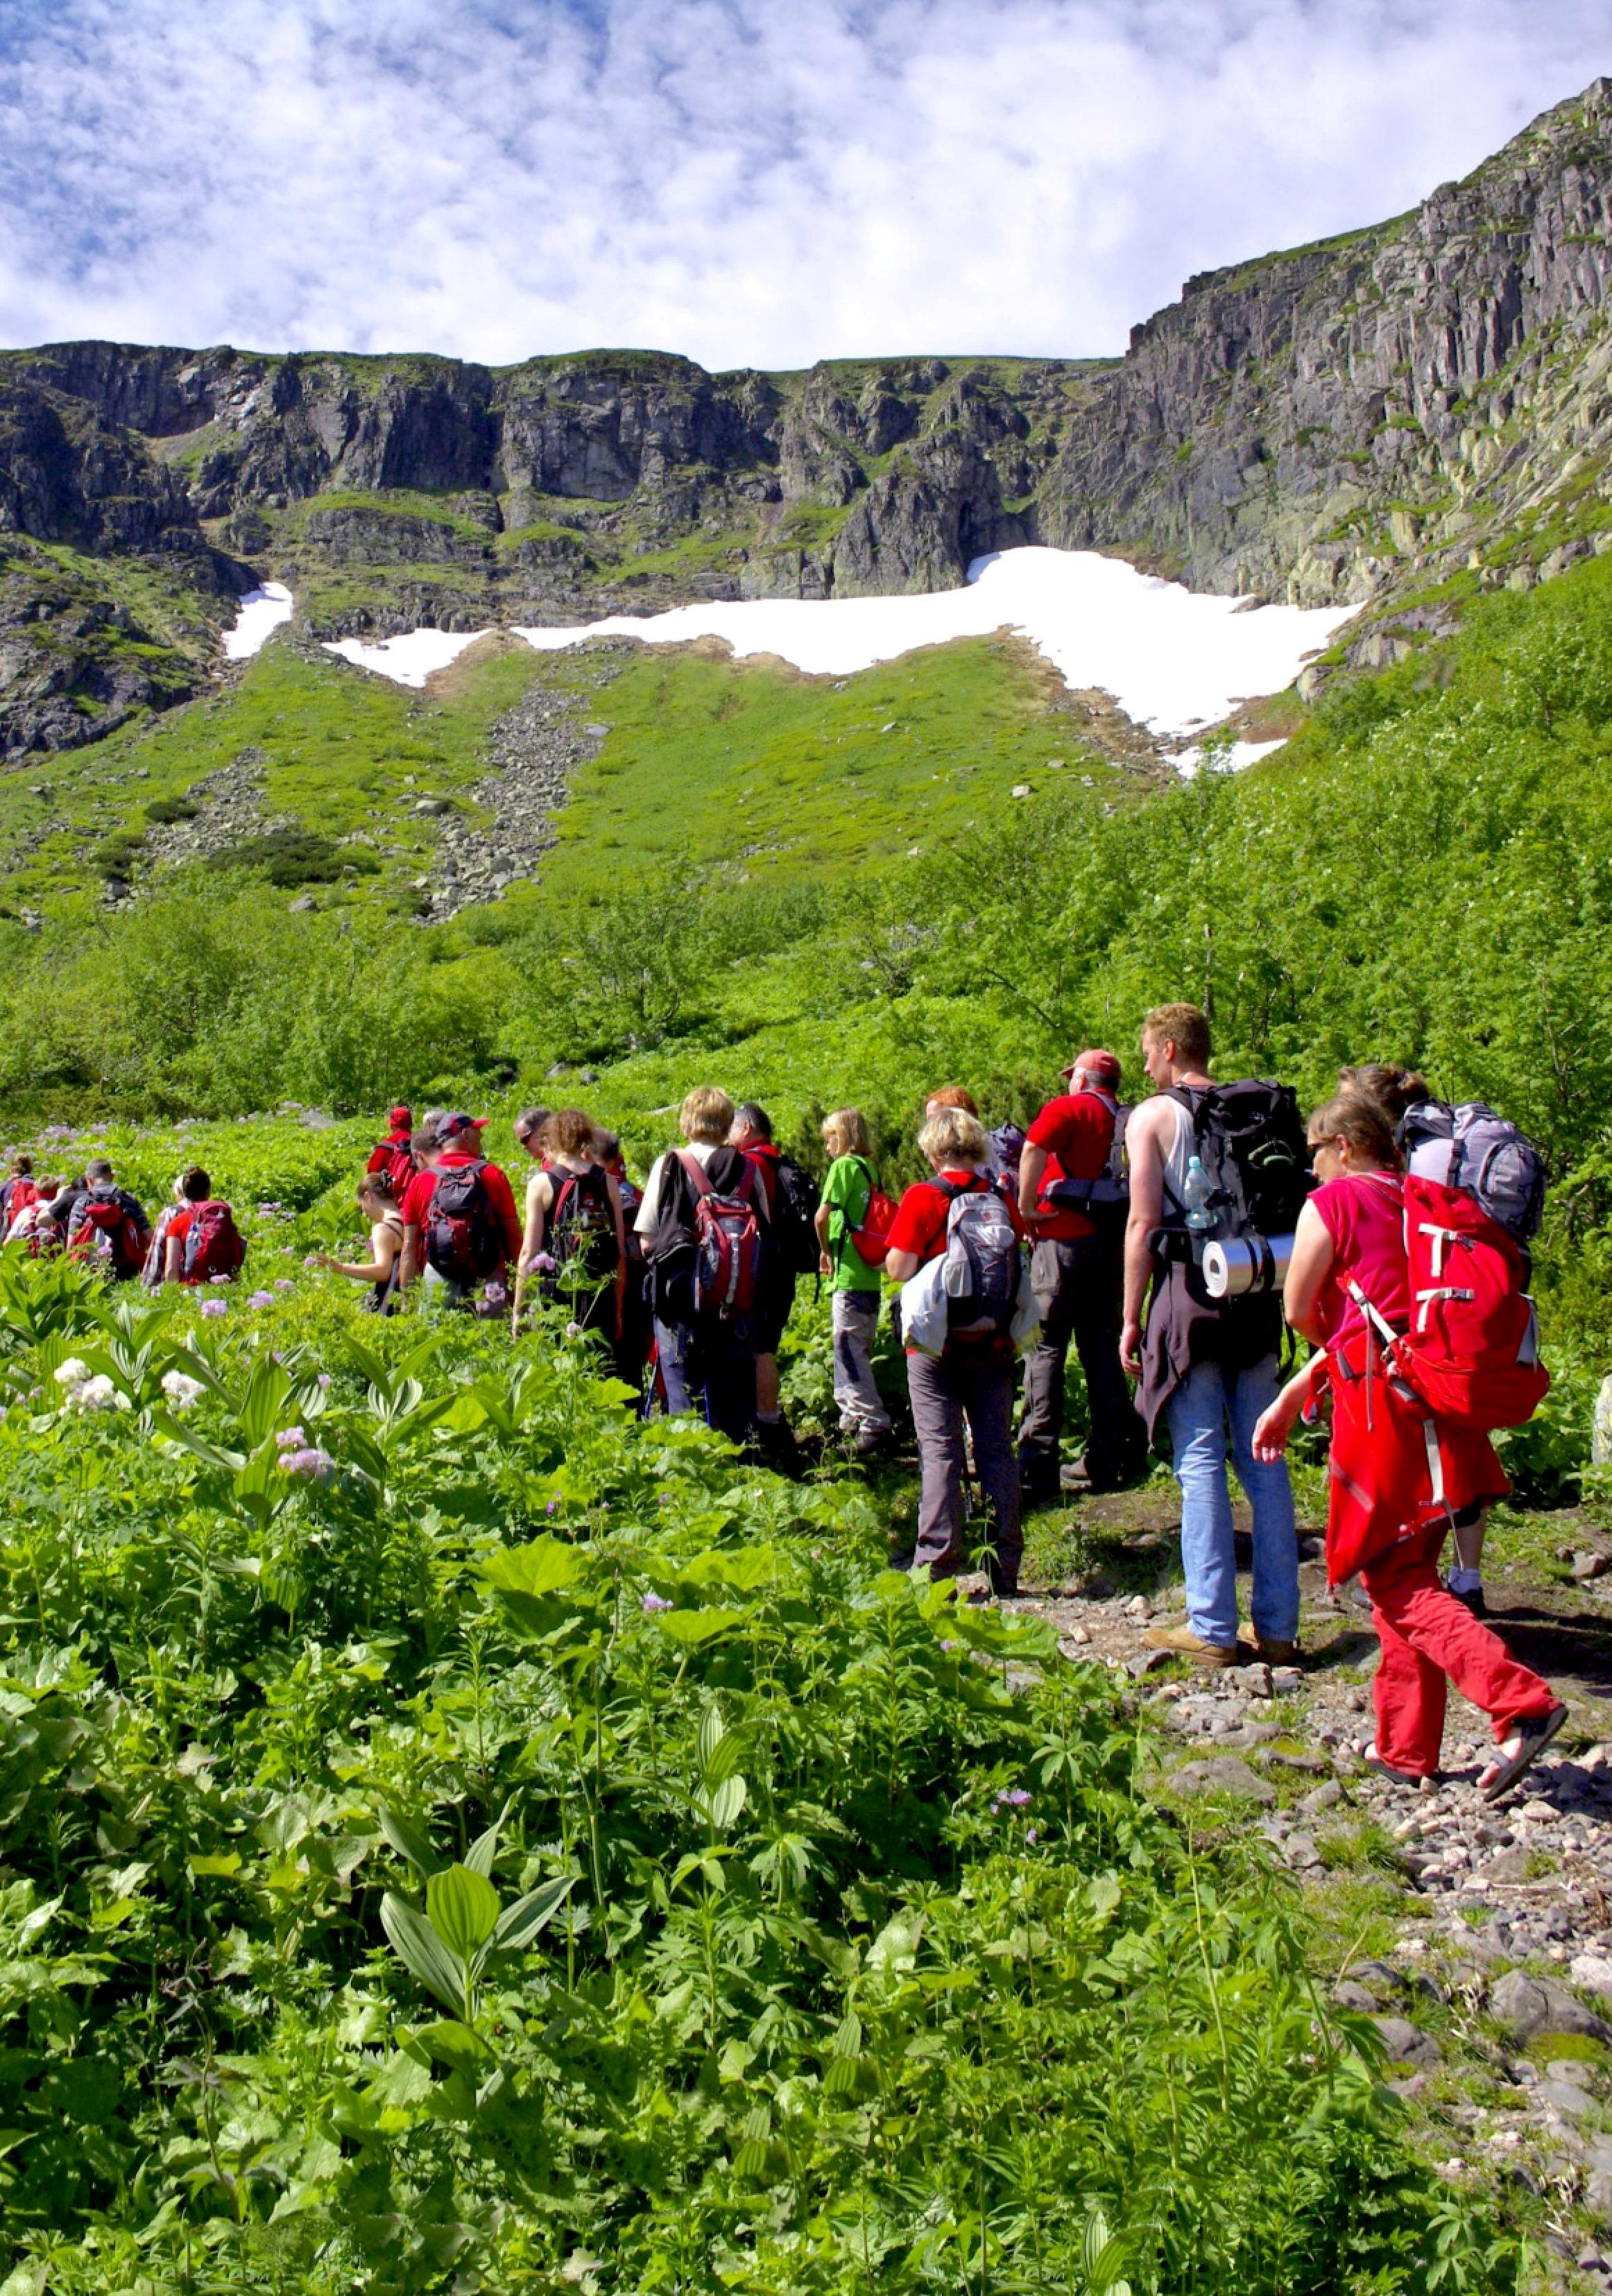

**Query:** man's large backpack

left=1045, top=1095, right=1130, bottom=1232
left=68, top=1188, right=146, bottom=1278
left=425, top=1162, right=502, bottom=1284
left=678, top=1154, right=765, bottom=1321
left=935, top=1176, right=1024, bottom=1335
left=378, top=1139, right=415, bottom=1201
left=547, top=1165, right=619, bottom=1289
left=767, top=1155, right=821, bottom=1279
left=182, top=1201, right=246, bottom=1284
left=1167, top=1080, right=1312, bottom=1242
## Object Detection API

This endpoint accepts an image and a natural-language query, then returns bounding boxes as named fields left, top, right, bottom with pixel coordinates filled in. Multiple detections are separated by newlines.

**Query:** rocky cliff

left=6, top=76, right=1612, bottom=756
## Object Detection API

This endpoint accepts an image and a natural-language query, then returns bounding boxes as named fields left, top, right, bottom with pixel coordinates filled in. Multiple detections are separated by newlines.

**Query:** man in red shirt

left=1016, top=1049, right=1143, bottom=1501
left=400, top=1115, right=522, bottom=1307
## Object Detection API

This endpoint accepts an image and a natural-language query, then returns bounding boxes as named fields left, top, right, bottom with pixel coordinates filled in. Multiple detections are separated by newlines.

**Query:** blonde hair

left=1142, top=1002, right=1212, bottom=1068
left=823, top=1107, right=871, bottom=1159
left=680, top=1086, right=735, bottom=1145
left=918, top=1107, right=990, bottom=1168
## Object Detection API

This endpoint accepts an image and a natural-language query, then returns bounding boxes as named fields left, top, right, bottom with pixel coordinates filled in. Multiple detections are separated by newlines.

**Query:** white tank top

left=1159, top=1095, right=1196, bottom=1213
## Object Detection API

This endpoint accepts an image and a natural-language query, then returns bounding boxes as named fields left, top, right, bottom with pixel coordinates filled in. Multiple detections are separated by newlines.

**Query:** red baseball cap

left=438, top=1112, right=488, bottom=1138
left=388, top=1105, right=413, bottom=1130
left=1061, top=1048, right=1122, bottom=1086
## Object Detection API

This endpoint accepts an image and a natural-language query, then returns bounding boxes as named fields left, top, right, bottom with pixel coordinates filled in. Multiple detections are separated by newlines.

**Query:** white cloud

left=0, top=1, right=1607, bottom=370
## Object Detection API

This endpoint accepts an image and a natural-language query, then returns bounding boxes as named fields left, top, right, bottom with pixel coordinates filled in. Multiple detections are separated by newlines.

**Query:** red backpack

left=68, top=1188, right=147, bottom=1278
left=678, top=1153, right=764, bottom=1320
left=843, top=1156, right=898, bottom=1271
left=6, top=1178, right=37, bottom=1228
left=182, top=1201, right=246, bottom=1285
left=1388, top=1172, right=1548, bottom=1432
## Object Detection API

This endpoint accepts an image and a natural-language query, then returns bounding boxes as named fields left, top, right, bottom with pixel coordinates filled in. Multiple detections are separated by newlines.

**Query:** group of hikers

left=6, top=996, right=1570, bottom=1800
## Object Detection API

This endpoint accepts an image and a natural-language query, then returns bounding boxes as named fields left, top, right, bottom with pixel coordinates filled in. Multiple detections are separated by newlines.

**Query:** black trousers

left=1017, top=1233, right=1142, bottom=1489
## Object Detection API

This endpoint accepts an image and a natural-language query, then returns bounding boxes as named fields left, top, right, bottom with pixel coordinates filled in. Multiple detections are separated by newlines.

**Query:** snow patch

left=323, top=627, right=495, bottom=688
left=1174, top=737, right=1292, bottom=779
left=222, top=582, right=293, bottom=660
left=511, top=547, right=1355, bottom=739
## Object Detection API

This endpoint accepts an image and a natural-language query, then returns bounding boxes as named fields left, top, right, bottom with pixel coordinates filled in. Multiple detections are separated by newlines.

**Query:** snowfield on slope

left=510, top=548, right=1356, bottom=739
left=295, top=545, right=1357, bottom=743
left=222, top=583, right=293, bottom=659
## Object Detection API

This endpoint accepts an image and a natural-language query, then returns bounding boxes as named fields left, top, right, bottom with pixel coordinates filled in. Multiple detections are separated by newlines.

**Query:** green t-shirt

left=822, top=1155, right=883, bottom=1294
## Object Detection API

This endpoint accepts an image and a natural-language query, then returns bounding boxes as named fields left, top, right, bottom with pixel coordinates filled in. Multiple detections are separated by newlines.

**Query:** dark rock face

left=1045, top=76, right=1612, bottom=603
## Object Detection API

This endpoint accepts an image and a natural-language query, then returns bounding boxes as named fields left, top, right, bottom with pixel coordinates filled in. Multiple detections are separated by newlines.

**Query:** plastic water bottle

left=1182, top=1155, right=1215, bottom=1233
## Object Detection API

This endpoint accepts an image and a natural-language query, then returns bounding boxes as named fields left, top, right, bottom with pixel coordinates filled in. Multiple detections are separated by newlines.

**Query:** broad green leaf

left=463, top=1806, right=508, bottom=1878
left=708, top=1774, right=747, bottom=1831
left=656, top=1607, right=744, bottom=1645
left=492, top=1876, right=574, bottom=1952
left=186, top=1853, right=241, bottom=1878
left=678, top=1544, right=780, bottom=1590
left=426, top=1863, right=501, bottom=1960
left=378, top=1806, right=443, bottom=1878
left=482, top=1536, right=584, bottom=1600
left=415, top=2019, right=492, bottom=2071
left=380, top=1892, right=467, bottom=2017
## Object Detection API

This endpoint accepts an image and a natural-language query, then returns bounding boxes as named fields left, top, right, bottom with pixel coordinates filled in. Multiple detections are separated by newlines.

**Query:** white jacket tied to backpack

left=899, top=1185, right=1039, bottom=1357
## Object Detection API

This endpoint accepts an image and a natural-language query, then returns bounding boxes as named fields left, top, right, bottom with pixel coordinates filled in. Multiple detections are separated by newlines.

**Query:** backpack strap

left=676, top=1150, right=714, bottom=1199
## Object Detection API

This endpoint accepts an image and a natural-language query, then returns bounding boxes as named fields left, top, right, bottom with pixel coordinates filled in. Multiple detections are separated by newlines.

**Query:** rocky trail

left=988, top=1485, right=1612, bottom=2281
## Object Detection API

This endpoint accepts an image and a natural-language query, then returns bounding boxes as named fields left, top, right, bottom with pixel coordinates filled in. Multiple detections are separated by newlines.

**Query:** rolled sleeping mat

left=1201, top=1233, right=1294, bottom=1300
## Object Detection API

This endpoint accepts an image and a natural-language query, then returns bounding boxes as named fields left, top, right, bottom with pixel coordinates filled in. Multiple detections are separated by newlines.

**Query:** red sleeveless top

left=1311, top=1171, right=1409, bottom=1344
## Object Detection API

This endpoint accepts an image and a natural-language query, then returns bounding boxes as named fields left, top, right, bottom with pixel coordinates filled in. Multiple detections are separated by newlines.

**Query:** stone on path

left=1571, top=1954, right=1612, bottom=1999
left=1371, top=2015, right=1441, bottom=2068
left=1490, top=1969, right=1612, bottom=2046
left=1168, top=1756, right=1276, bottom=1804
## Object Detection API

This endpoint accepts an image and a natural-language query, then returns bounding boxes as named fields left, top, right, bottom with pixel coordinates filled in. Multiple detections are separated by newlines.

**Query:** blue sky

left=1, top=0, right=1609, bottom=367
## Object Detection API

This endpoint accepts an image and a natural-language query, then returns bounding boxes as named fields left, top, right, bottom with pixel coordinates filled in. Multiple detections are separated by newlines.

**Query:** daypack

left=766, top=1154, right=822, bottom=1279
left=1366, top=1172, right=1548, bottom=1432
left=1398, top=1099, right=1546, bottom=1243
left=377, top=1139, right=415, bottom=1201
left=547, top=1164, right=619, bottom=1287
left=842, top=1156, right=898, bottom=1271
left=67, top=1187, right=146, bottom=1278
left=3, top=1178, right=37, bottom=1227
left=988, top=1123, right=1027, bottom=1190
left=1167, top=1080, right=1312, bottom=1241
left=425, top=1160, right=503, bottom=1283
left=182, top=1200, right=246, bottom=1285
left=678, top=1152, right=764, bottom=1321
left=935, top=1176, right=1023, bottom=1335
left=1044, top=1095, right=1131, bottom=1229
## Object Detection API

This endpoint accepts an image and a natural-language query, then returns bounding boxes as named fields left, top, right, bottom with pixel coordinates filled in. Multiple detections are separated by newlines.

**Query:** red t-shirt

left=403, top=1152, right=524, bottom=1265
left=1024, top=1090, right=1117, bottom=1242
left=886, top=1169, right=1028, bottom=1262
left=1312, top=1171, right=1409, bottom=1345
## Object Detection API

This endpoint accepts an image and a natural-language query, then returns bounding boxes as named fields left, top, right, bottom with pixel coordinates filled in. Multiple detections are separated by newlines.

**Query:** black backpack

left=548, top=1164, right=620, bottom=1287
left=425, top=1161, right=502, bottom=1283
left=768, top=1154, right=821, bottom=1278
left=1167, top=1081, right=1312, bottom=1241
left=1044, top=1096, right=1131, bottom=1231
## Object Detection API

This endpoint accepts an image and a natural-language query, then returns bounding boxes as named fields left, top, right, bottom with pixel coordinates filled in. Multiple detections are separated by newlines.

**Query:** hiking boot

left=1238, top=1632, right=1301, bottom=1665
left=1142, top=1622, right=1245, bottom=1668
left=1446, top=1576, right=1487, bottom=1619
left=852, top=1426, right=887, bottom=1457
left=1058, top=1460, right=1092, bottom=1492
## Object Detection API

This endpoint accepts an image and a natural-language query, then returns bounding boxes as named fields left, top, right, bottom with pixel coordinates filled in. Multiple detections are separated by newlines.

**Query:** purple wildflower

left=1003, top=1788, right=1032, bottom=1808
left=280, top=1446, right=335, bottom=1483
left=546, top=1498, right=559, bottom=1514
left=274, top=1278, right=294, bottom=1293
left=247, top=1290, right=275, bottom=1309
left=200, top=1299, right=228, bottom=1319
left=316, top=1372, right=332, bottom=1391
left=276, top=1425, right=307, bottom=1450
left=640, top=1592, right=672, bottom=1613
left=1025, top=1828, right=1038, bottom=1844
left=303, top=1253, right=322, bottom=1268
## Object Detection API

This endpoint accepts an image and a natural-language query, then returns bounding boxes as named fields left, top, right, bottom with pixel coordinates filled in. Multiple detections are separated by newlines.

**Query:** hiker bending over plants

left=511, top=1108, right=626, bottom=1342
left=1251, top=1088, right=1565, bottom=1799
left=311, top=1176, right=404, bottom=1314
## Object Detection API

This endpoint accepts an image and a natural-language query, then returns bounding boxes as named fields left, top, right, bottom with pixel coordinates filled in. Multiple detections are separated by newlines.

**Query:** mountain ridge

left=6, top=76, right=1612, bottom=757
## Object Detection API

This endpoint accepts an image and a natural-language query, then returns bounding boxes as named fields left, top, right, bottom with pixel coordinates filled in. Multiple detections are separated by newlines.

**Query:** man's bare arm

left=1018, top=1141, right=1049, bottom=1225
left=1120, top=1103, right=1167, bottom=1373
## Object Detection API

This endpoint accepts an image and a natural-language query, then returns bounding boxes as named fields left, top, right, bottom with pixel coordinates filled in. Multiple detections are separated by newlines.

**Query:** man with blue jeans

left=1120, top=1002, right=1301, bottom=1667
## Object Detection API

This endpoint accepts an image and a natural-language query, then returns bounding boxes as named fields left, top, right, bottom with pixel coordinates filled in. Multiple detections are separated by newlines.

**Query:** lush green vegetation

left=0, top=1246, right=1518, bottom=2294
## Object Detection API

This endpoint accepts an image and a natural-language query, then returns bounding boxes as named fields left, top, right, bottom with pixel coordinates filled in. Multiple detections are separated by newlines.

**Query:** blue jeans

left=1164, top=1353, right=1299, bottom=1647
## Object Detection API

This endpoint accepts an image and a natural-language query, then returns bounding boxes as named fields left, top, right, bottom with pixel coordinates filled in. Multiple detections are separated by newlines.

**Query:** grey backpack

left=1398, top=1099, right=1545, bottom=1242
left=936, top=1179, right=1022, bottom=1334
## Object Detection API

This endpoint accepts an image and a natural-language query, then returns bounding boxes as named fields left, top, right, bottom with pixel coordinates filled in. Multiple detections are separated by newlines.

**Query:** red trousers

left=1360, top=1528, right=1557, bottom=1776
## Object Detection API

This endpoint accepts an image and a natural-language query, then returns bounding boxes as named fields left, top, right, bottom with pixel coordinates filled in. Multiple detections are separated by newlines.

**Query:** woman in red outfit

left=1253, top=1091, right=1564, bottom=1799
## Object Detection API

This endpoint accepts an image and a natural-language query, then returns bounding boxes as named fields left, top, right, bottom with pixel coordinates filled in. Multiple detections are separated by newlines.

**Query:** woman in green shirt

left=814, top=1108, right=892, bottom=1452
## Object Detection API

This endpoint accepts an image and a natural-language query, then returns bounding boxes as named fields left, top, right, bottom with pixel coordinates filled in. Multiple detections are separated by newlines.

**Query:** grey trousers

left=907, top=1346, right=1022, bottom=1592
left=832, top=1290, right=891, bottom=1431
